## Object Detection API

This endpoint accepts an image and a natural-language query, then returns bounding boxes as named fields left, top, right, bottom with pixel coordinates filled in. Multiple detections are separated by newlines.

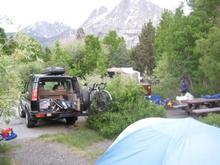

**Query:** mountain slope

left=21, top=22, right=75, bottom=46
left=82, top=0, right=162, bottom=47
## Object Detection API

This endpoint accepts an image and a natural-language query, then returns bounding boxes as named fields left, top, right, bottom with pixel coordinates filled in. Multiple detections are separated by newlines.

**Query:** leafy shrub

left=152, top=76, right=179, bottom=99
left=17, top=61, right=44, bottom=87
left=0, top=56, right=20, bottom=118
left=200, top=113, right=220, bottom=128
left=87, top=76, right=166, bottom=138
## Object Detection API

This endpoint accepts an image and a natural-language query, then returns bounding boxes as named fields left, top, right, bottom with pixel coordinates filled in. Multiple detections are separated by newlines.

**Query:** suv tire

left=81, top=88, right=90, bottom=110
left=18, top=105, right=25, bottom=118
left=66, top=117, right=78, bottom=125
left=25, top=111, right=36, bottom=128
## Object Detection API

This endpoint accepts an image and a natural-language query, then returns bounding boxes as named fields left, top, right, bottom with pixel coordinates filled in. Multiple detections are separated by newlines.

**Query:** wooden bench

left=192, top=107, right=220, bottom=114
left=172, top=104, right=188, bottom=109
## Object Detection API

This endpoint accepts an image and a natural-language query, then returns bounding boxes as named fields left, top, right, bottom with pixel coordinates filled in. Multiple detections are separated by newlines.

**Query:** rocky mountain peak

left=82, top=0, right=162, bottom=47
left=22, top=21, right=73, bottom=39
left=14, top=0, right=163, bottom=47
left=21, top=21, right=75, bottom=45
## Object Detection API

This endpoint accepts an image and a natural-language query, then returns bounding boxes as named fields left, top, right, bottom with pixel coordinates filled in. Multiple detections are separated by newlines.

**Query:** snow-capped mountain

left=83, top=0, right=162, bottom=47
left=21, top=22, right=75, bottom=46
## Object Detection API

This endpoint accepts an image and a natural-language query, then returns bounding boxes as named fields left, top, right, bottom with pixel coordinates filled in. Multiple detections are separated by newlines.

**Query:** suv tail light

left=32, top=89, right=38, bottom=101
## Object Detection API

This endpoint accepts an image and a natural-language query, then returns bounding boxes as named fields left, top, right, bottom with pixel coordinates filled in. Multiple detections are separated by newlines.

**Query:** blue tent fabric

left=145, top=95, right=161, bottom=104
left=96, top=118, right=220, bottom=165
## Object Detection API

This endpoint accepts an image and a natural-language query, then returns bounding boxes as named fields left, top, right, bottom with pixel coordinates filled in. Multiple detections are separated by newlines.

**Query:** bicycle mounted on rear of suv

left=18, top=67, right=90, bottom=128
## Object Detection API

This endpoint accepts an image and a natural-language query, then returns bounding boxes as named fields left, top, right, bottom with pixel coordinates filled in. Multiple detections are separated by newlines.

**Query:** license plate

left=46, top=113, right=52, bottom=117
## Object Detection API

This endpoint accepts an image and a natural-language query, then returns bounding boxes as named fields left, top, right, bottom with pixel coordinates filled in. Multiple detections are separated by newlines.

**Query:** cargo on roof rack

left=43, top=67, right=65, bottom=75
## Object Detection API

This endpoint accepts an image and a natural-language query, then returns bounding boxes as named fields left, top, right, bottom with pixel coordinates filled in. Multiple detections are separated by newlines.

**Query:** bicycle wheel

left=90, top=90, right=112, bottom=113
left=100, top=90, right=112, bottom=109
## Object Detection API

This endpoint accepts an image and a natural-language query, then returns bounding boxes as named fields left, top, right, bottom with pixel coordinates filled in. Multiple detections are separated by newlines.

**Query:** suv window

left=23, top=77, right=33, bottom=93
left=39, top=78, right=73, bottom=92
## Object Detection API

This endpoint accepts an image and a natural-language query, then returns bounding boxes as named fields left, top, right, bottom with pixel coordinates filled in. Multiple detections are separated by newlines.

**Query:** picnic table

left=180, top=98, right=220, bottom=115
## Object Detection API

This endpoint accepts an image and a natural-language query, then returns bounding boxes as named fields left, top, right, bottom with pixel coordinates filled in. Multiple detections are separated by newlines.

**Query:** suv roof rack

left=43, top=67, right=65, bottom=75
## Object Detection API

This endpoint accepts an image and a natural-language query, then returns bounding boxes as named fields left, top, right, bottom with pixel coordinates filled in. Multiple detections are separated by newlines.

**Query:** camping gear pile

left=0, top=127, right=17, bottom=141
left=176, top=92, right=194, bottom=102
left=39, top=99, right=74, bottom=112
left=145, top=95, right=173, bottom=108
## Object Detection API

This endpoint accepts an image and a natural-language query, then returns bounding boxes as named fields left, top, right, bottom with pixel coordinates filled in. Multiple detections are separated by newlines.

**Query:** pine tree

left=0, top=27, right=7, bottom=54
left=131, top=21, right=155, bottom=75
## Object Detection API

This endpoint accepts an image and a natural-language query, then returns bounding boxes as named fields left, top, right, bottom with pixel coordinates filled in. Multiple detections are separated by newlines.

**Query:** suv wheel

left=66, top=117, right=78, bottom=125
left=18, top=105, right=25, bottom=118
left=81, top=88, right=90, bottom=110
left=25, top=111, right=36, bottom=128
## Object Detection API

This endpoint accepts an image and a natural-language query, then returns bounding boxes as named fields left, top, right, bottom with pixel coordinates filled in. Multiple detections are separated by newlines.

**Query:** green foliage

left=48, top=42, right=73, bottom=71
left=190, top=0, right=220, bottom=22
left=4, top=36, right=17, bottom=55
left=87, top=76, right=166, bottom=138
left=0, top=54, right=44, bottom=118
left=0, top=56, right=20, bottom=118
left=42, top=47, right=52, bottom=62
left=131, top=21, right=155, bottom=75
left=154, top=7, right=213, bottom=96
left=156, top=9, right=196, bottom=76
left=0, top=28, right=17, bottom=55
left=1, top=0, right=220, bottom=119
left=12, top=33, right=44, bottom=62
left=0, top=30, right=46, bottom=118
left=103, top=31, right=130, bottom=67
left=200, top=113, right=220, bottom=128
left=153, top=54, right=180, bottom=98
left=0, top=27, right=6, bottom=45
left=103, top=31, right=124, bottom=51
left=71, top=35, right=107, bottom=77
left=195, top=27, right=220, bottom=93
left=16, top=61, right=45, bottom=87
left=0, top=27, right=7, bottom=54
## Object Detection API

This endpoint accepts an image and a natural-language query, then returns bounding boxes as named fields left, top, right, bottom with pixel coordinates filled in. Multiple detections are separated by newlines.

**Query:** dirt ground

left=0, top=116, right=112, bottom=165
left=166, top=108, right=189, bottom=118
left=0, top=108, right=189, bottom=165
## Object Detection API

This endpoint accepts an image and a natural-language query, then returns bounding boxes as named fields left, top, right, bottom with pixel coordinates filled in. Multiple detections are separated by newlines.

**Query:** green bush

left=200, top=113, right=220, bottom=128
left=152, top=76, right=179, bottom=99
left=17, top=61, right=44, bottom=87
left=87, top=76, right=166, bottom=138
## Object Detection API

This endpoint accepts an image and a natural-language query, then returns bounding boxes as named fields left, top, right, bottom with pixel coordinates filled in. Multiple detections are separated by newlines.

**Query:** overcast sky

left=0, top=0, right=187, bottom=31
